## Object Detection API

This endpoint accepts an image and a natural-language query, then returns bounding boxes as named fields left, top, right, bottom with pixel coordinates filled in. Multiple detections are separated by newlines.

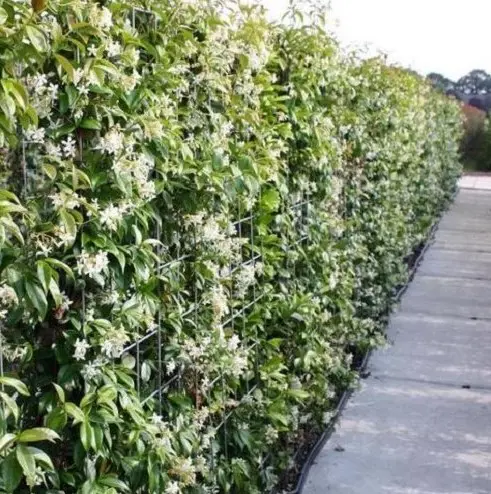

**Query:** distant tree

left=427, top=72, right=455, bottom=92
left=456, top=69, right=491, bottom=95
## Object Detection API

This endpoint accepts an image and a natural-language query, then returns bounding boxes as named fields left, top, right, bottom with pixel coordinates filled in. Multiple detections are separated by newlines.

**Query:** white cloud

left=260, top=0, right=491, bottom=82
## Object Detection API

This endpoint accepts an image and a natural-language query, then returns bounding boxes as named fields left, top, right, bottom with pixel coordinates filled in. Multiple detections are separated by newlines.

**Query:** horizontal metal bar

left=141, top=374, right=179, bottom=405
left=232, top=215, right=254, bottom=227
left=159, top=254, right=192, bottom=271
left=215, top=384, right=259, bottom=432
left=132, top=7, right=155, bottom=15
left=222, top=293, right=266, bottom=327
left=124, top=330, right=157, bottom=352
left=292, top=235, right=309, bottom=246
left=289, top=200, right=311, bottom=209
left=246, top=340, right=259, bottom=352
left=229, top=254, right=262, bottom=277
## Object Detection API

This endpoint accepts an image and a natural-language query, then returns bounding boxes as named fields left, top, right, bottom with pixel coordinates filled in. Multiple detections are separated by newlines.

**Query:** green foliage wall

left=0, top=0, right=462, bottom=493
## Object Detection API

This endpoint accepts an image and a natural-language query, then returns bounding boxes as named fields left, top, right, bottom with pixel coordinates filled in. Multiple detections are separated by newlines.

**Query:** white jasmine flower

left=87, top=199, right=100, bottom=217
left=235, top=264, right=256, bottom=296
left=30, top=73, right=48, bottom=95
left=99, top=128, right=124, bottom=155
left=106, top=41, right=122, bottom=58
left=100, top=328, right=129, bottom=359
left=194, top=407, right=210, bottom=430
left=265, top=425, right=278, bottom=444
left=83, top=360, right=102, bottom=380
left=202, top=217, right=221, bottom=242
left=49, top=190, right=80, bottom=210
left=73, top=338, right=90, bottom=361
left=150, top=414, right=164, bottom=425
left=102, top=291, right=120, bottom=305
left=58, top=293, right=72, bottom=313
left=88, top=45, right=98, bottom=57
left=166, top=360, right=176, bottom=374
left=78, top=84, right=90, bottom=96
left=138, top=180, right=156, bottom=201
left=77, top=251, right=109, bottom=279
left=48, top=83, right=59, bottom=99
left=164, top=481, right=181, bottom=494
left=24, top=126, right=45, bottom=144
left=227, top=334, right=240, bottom=351
left=184, top=212, right=205, bottom=228
left=90, top=5, right=113, bottom=29
left=0, top=285, right=18, bottom=306
left=209, top=285, right=229, bottom=322
left=53, top=225, right=76, bottom=246
left=231, top=353, right=248, bottom=378
left=143, top=119, right=164, bottom=140
left=100, top=203, right=125, bottom=231
left=73, top=68, right=85, bottom=86
left=61, top=136, right=77, bottom=158
left=45, top=141, right=62, bottom=159
left=85, top=308, right=95, bottom=323
left=169, top=458, right=196, bottom=486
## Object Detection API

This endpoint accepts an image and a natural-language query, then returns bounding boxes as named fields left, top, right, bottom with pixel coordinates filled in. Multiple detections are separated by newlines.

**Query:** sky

left=260, top=0, right=491, bottom=81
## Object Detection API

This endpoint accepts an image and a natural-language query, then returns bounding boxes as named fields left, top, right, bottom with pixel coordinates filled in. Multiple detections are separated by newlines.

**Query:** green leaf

left=58, top=209, right=77, bottom=246
left=1, top=80, right=27, bottom=111
left=53, top=383, right=65, bottom=403
left=25, top=25, right=48, bottom=52
left=94, top=59, right=120, bottom=77
left=54, top=54, right=74, bottom=82
left=37, top=260, right=52, bottom=293
left=141, top=362, right=151, bottom=382
left=16, top=444, right=36, bottom=479
left=97, top=385, right=118, bottom=404
left=0, top=433, right=16, bottom=453
left=45, top=407, right=68, bottom=432
left=25, top=279, right=48, bottom=320
left=0, top=190, right=21, bottom=203
left=121, top=354, right=135, bottom=369
left=27, top=446, right=55, bottom=470
left=287, top=388, right=310, bottom=401
left=0, top=377, right=29, bottom=396
left=2, top=452, right=22, bottom=492
left=260, top=189, right=281, bottom=213
left=80, top=420, right=93, bottom=451
left=0, top=217, right=24, bottom=244
left=44, top=258, right=74, bottom=279
left=0, top=392, right=19, bottom=421
left=0, top=93, right=15, bottom=119
left=49, top=277, right=62, bottom=306
left=0, top=7, right=8, bottom=25
left=42, top=163, right=57, bottom=180
left=99, top=475, right=130, bottom=492
left=79, top=118, right=101, bottom=130
left=64, top=402, right=85, bottom=424
left=17, top=428, right=60, bottom=443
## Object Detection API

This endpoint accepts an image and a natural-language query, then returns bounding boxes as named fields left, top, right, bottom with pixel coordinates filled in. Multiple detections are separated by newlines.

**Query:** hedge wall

left=0, top=0, right=462, bottom=493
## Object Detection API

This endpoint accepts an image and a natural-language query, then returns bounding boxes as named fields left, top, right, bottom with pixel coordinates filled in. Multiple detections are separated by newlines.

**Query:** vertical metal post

left=156, top=220, right=163, bottom=414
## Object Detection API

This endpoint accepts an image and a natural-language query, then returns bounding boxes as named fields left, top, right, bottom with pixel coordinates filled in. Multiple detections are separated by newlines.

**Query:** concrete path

left=304, top=186, right=491, bottom=494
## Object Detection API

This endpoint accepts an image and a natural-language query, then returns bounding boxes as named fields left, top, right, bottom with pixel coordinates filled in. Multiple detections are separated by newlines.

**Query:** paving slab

left=438, top=215, right=491, bottom=233
left=304, top=379, right=491, bottom=494
left=369, top=313, right=491, bottom=388
left=304, top=187, right=491, bottom=494
left=432, top=230, right=491, bottom=253
left=400, top=274, right=491, bottom=319
left=418, top=248, right=491, bottom=279
left=459, top=174, right=491, bottom=191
